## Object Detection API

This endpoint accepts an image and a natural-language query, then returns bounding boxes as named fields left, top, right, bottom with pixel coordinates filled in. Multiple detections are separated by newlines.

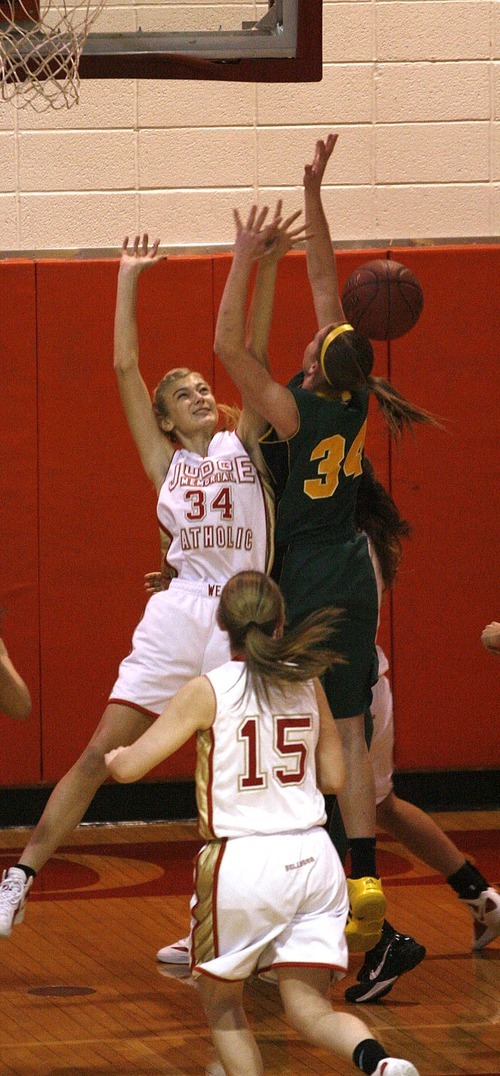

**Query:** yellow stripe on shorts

left=191, top=840, right=226, bottom=967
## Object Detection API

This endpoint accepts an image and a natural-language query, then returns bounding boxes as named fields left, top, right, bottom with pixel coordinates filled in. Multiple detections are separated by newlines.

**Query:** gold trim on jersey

left=191, top=840, right=226, bottom=968
left=196, top=727, right=215, bottom=840
left=256, top=462, right=276, bottom=577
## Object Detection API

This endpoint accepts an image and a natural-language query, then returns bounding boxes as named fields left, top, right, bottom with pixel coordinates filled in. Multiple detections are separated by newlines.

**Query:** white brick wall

left=0, top=0, right=498, bottom=249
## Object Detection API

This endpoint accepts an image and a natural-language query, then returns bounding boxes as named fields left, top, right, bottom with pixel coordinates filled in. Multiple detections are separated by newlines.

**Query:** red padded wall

left=2, top=246, right=498, bottom=790
left=0, top=262, right=41, bottom=784
left=388, top=246, right=500, bottom=769
left=36, top=258, right=214, bottom=781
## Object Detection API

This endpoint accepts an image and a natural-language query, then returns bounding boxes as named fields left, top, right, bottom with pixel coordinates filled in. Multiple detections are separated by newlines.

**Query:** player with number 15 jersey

left=197, top=660, right=326, bottom=840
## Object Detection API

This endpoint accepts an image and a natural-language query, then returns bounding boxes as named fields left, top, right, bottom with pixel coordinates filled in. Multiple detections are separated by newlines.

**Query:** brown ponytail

left=367, top=375, right=442, bottom=439
left=321, top=328, right=442, bottom=439
left=356, top=458, right=411, bottom=590
left=217, top=571, right=342, bottom=704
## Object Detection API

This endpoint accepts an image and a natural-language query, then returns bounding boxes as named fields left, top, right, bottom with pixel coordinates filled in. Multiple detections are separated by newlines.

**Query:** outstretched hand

left=119, top=234, right=167, bottom=273
left=263, top=202, right=310, bottom=261
left=233, top=204, right=279, bottom=261
left=233, top=200, right=307, bottom=263
left=303, top=133, right=338, bottom=193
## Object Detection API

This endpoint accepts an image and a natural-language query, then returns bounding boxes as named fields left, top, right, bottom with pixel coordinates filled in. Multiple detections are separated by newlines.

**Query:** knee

left=377, top=790, right=400, bottom=828
left=281, top=987, right=324, bottom=1037
left=198, top=981, right=245, bottom=1029
left=336, top=715, right=368, bottom=758
left=282, top=996, right=308, bottom=1035
left=203, top=995, right=241, bottom=1026
left=73, top=741, right=109, bottom=783
left=284, top=996, right=328, bottom=1042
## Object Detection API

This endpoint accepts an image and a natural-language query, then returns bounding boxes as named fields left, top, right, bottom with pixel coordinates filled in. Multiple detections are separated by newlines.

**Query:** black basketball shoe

left=344, top=921, right=426, bottom=1003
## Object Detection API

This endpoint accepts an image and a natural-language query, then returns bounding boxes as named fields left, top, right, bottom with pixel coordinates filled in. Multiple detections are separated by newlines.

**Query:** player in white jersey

left=0, top=227, right=282, bottom=939
left=105, top=570, right=420, bottom=1076
left=109, top=426, right=273, bottom=715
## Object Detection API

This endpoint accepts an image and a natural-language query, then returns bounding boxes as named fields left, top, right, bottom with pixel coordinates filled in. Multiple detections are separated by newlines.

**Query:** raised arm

left=215, top=207, right=299, bottom=442
left=0, top=638, right=31, bottom=720
left=238, top=204, right=307, bottom=447
left=303, top=133, right=345, bottom=328
left=114, top=235, right=172, bottom=490
left=245, top=202, right=304, bottom=362
left=104, top=676, right=215, bottom=782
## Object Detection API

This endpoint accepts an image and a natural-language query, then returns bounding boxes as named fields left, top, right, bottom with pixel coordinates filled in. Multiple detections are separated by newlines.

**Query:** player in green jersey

left=215, top=134, right=439, bottom=951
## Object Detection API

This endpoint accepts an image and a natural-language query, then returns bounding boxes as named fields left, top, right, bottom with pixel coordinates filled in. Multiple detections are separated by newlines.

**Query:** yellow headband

left=319, top=323, right=355, bottom=384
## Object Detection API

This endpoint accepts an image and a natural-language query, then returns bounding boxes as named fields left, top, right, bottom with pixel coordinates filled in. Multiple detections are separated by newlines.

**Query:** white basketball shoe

left=0, top=867, right=33, bottom=937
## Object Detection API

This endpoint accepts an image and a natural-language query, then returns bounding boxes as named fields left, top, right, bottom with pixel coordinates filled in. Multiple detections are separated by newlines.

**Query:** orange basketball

left=342, top=259, right=424, bottom=340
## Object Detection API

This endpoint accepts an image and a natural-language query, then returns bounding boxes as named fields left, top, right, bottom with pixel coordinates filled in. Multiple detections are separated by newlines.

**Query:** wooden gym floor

left=0, top=812, right=498, bottom=1075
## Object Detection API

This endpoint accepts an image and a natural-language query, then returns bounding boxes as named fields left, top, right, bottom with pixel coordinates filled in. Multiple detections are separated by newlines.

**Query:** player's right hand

left=481, top=621, right=500, bottom=655
left=144, top=570, right=174, bottom=594
left=120, top=234, right=166, bottom=274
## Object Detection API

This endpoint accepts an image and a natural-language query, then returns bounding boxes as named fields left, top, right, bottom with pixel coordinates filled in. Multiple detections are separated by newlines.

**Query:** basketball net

left=0, top=1, right=106, bottom=110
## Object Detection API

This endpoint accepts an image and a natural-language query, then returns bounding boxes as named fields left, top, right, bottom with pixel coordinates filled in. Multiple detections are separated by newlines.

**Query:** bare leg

left=279, top=966, right=379, bottom=1062
left=15, top=704, right=153, bottom=874
left=376, top=791, right=465, bottom=877
left=197, top=976, right=264, bottom=1076
left=336, top=714, right=376, bottom=837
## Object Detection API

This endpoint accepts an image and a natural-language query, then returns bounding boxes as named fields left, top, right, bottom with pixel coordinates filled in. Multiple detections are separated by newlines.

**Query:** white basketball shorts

left=109, top=579, right=231, bottom=716
left=190, top=827, right=349, bottom=981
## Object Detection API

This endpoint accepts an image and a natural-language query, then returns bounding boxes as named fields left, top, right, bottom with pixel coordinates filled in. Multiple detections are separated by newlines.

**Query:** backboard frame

left=78, top=0, right=322, bottom=83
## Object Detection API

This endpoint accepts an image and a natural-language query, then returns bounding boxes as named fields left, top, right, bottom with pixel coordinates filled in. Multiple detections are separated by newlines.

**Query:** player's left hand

left=105, top=746, right=128, bottom=768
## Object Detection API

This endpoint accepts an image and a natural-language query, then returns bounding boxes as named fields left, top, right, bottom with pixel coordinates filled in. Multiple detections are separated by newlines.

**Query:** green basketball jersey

left=260, top=374, right=369, bottom=546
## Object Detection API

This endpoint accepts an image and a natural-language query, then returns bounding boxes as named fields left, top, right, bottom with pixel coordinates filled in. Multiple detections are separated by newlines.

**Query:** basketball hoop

left=0, top=1, right=106, bottom=110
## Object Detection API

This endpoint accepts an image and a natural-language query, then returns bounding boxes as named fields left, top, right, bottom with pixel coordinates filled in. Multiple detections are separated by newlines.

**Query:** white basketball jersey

left=197, top=661, right=327, bottom=839
left=157, top=431, right=274, bottom=582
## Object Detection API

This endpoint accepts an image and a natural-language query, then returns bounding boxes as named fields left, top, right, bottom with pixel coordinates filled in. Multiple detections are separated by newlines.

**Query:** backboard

left=79, top=0, right=322, bottom=83
left=0, top=0, right=321, bottom=111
